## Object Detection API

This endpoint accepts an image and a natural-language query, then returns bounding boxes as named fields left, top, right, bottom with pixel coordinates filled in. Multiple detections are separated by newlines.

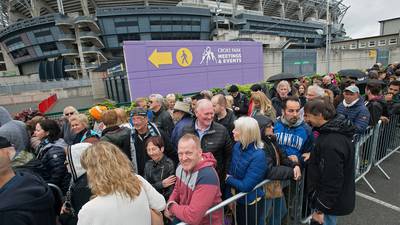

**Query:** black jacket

left=132, top=122, right=176, bottom=176
left=232, top=92, right=249, bottom=117
left=36, top=139, right=68, bottom=191
left=0, top=172, right=56, bottom=225
left=365, top=97, right=387, bottom=126
left=101, top=126, right=132, bottom=160
left=271, top=96, right=284, bottom=117
left=182, top=121, right=233, bottom=181
left=144, top=155, right=175, bottom=200
left=152, top=107, right=175, bottom=138
left=307, top=114, right=356, bottom=216
left=214, top=109, right=236, bottom=139
left=262, top=136, right=299, bottom=180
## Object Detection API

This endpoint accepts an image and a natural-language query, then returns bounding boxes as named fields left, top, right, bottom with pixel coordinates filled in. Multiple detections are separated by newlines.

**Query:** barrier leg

left=376, top=165, right=391, bottom=180
left=362, top=177, right=376, bottom=194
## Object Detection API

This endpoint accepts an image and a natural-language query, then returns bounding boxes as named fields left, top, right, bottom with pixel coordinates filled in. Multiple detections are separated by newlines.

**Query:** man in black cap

left=0, top=136, right=56, bottom=225
left=228, top=84, right=249, bottom=117
left=131, top=108, right=176, bottom=175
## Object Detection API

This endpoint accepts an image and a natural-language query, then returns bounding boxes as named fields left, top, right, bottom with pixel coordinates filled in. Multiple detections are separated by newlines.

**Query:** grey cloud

left=342, top=0, right=400, bottom=39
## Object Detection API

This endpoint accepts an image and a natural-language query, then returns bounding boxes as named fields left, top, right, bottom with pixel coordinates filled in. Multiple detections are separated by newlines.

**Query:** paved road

left=339, top=151, right=400, bottom=225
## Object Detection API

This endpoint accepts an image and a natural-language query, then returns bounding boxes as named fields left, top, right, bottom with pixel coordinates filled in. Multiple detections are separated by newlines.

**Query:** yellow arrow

left=148, top=49, right=173, bottom=68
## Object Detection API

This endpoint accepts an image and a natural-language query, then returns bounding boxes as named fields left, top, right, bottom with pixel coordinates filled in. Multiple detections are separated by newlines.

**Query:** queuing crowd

left=1, top=62, right=400, bottom=225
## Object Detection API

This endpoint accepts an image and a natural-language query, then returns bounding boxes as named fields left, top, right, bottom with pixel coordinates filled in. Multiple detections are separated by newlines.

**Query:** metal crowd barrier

left=176, top=179, right=304, bottom=225
left=175, top=115, right=400, bottom=225
left=354, top=121, right=381, bottom=193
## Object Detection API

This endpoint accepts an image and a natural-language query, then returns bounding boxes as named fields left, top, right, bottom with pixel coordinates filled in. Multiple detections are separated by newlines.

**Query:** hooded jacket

left=274, top=117, right=314, bottom=162
left=336, top=98, right=370, bottom=134
left=307, top=114, right=356, bottom=216
left=365, top=96, right=388, bottom=126
left=168, top=153, right=223, bottom=225
left=0, top=172, right=56, bottom=225
left=101, top=126, right=132, bottom=160
left=60, top=143, right=92, bottom=225
left=225, top=142, right=267, bottom=204
left=0, top=107, right=29, bottom=155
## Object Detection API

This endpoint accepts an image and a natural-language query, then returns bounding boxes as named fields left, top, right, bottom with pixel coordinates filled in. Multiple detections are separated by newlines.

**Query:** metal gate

left=282, top=49, right=317, bottom=76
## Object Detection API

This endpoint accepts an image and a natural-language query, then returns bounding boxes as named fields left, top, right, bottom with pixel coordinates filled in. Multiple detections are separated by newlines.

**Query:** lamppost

left=326, top=0, right=331, bottom=73
left=215, top=0, right=222, bottom=40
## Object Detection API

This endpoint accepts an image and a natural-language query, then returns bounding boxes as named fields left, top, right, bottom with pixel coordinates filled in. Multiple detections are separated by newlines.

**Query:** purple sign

left=123, top=40, right=263, bottom=99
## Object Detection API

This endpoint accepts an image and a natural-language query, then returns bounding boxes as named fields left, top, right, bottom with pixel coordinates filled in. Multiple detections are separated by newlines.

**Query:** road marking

left=356, top=191, right=400, bottom=212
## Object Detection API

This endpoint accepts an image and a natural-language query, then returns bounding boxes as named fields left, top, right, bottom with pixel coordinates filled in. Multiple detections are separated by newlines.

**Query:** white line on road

left=356, top=191, right=400, bottom=212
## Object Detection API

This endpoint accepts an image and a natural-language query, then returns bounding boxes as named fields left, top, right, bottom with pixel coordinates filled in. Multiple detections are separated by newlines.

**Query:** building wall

left=381, top=19, right=400, bottom=35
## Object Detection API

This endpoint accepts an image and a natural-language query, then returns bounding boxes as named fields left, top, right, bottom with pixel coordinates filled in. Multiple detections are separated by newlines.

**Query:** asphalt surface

left=339, top=151, right=400, bottom=225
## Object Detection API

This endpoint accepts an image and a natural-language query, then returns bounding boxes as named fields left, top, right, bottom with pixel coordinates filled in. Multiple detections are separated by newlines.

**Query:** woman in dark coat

left=34, top=119, right=69, bottom=192
left=254, top=115, right=302, bottom=225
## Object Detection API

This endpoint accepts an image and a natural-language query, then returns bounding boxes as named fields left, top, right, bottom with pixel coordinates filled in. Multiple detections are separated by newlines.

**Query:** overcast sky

left=342, top=0, right=400, bottom=39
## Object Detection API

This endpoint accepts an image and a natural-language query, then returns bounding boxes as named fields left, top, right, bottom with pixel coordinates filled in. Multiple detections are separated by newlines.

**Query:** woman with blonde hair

left=77, top=141, right=165, bottom=225
left=226, top=117, right=267, bottom=225
left=251, top=91, right=276, bottom=121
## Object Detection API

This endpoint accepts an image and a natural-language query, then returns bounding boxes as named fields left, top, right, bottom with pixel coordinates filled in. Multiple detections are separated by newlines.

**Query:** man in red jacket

left=165, top=134, right=222, bottom=225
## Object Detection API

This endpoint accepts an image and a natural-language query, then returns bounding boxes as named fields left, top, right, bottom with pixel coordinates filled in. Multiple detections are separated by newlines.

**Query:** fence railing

left=176, top=114, right=400, bottom=225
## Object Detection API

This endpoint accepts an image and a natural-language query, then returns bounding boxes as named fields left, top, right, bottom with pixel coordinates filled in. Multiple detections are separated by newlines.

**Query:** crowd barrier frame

left=175, top=115, right=400, bottom=225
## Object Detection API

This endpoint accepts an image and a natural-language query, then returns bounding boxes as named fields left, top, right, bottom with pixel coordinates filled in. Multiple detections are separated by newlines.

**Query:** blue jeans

left=265, top=197, right=287, bottom=225
left=324, top=214, right=337, bottom=225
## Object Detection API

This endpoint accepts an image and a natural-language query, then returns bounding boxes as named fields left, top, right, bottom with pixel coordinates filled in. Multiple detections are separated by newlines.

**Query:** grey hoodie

left=0, top=107, right=29, bottom=155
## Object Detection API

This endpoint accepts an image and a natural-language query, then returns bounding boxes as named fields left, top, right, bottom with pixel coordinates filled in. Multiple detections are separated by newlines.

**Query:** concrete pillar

left=74, top=27, right=88, bottom=78
left=89, top=71, right=106, bottom=99
left=144, top=0, right=149, bottom=6
left=57, top=0, right=64, bottom=14
left=30, top=0, right=41, bottom=17
left=0, top=42, right=20, bottom=75
left=257, top=0, right=263, bottom=12
left=81, top=0, right=90, bottom=16
left=280, top=1, right=285, bottom=18
left=231, top=0, right=237, bottom=17
left=298, top=5, right=304, bottom=21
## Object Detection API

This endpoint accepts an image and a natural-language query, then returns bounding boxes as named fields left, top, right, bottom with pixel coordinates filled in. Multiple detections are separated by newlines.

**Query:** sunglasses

left=64, top=112, right=74, bottom=116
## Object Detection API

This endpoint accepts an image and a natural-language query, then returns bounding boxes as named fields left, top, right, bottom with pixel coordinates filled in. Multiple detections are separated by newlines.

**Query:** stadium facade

left=0, top=0, right=348, bottom=78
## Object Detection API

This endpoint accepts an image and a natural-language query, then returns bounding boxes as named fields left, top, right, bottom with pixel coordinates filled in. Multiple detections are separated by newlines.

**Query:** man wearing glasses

left=62, top=106, right=78, bottom=145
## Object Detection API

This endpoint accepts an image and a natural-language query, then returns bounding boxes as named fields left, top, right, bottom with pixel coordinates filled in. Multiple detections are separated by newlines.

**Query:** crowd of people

left=1, top=62, right=400, bottom=225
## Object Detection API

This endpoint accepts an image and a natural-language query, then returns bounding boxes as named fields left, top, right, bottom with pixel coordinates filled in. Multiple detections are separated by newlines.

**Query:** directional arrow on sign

left=148, top=49, right=173, bottom=68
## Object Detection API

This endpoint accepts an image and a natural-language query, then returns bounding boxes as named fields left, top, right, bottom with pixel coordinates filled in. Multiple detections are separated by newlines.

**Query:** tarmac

left=339, top=151, right=400, bottom=225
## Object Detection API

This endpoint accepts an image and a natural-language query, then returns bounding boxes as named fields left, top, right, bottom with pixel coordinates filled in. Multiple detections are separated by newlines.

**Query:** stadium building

left=0, top=0, right=348, bottom=77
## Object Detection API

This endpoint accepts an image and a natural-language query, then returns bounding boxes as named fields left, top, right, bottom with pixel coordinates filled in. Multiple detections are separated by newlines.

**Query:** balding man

left=211, top=94, right=237, bottom=137
left=322, top=75, right=341, bottom=97
left=181, top=99, right=233, bottom=187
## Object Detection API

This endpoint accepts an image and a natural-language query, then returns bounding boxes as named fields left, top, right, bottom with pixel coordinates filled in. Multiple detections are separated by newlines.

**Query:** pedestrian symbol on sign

left=176, top=48, right=193, bottom=67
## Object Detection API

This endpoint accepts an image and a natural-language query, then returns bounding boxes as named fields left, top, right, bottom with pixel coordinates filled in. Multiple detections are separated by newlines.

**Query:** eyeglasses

left=64, top=112, right=74, bottom=116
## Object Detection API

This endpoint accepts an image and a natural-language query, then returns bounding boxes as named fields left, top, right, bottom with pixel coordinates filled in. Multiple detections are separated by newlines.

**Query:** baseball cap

left=0, top=136, right=12, bottom=149
left=131, top=107, right=147, bottom=117
left=344, top=85, right=360, bottom=93
left=228, top=85, right=239, bottom=93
